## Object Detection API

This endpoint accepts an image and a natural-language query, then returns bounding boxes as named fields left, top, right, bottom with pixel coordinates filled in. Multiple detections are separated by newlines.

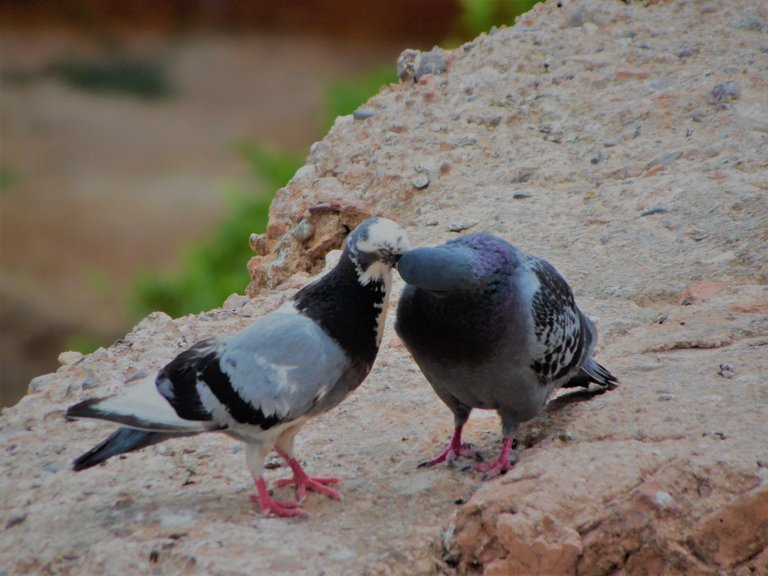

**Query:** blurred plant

left=0, top=167, right=18, bottom=192
left=65, top=334, right=109, bottom=355
left=130, top=144, right=302, bottom=319
left=46, top=56, right=173, bottom=99
left=322, top=66, right=397, bottom=132
left=458, top=0, right=540, bottom=37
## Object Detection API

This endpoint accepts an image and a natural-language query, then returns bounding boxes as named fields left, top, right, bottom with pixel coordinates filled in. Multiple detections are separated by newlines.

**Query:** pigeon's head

left=346, top=218, right=410, bottom=286
left=397, top=233, right=515, bottom=295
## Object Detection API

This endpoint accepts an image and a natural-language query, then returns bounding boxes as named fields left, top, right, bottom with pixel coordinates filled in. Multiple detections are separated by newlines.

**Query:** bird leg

left=473, top=437, right=518, bottom=479
left=419, top=424, right=480, bottom=468
left=249, top=476, right=307, bottom=518
left=273, top=447, right=341, bottom=503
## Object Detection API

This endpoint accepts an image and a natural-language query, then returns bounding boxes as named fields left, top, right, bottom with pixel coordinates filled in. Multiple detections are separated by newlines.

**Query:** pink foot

left=273, top=454, right=342, bottom=504
left=473, top=438, right=517, bottom=479
left=418, top=424, right=481, bottom=468
left=250, top=477, right=307, bottom=517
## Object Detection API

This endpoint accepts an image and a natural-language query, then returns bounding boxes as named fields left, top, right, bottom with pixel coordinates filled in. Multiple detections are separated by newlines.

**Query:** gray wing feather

left=218, top=310, right=349, bottom=422
left=526, top=257, right=591, bottom=385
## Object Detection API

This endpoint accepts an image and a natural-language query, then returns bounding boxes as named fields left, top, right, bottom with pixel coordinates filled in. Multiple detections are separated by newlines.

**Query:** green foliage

left=458, top=0, right=540, bottom=37
left=322, top=66, right=397, bottom=132
left=131, top=145, right=302, bottom=319
left=234, top=141, right=305, bottom=186
left=46, top=56, right=173, bottom=99
left=65, top=334, right=109, bottom=355
left=0, top=167, right=18, bottom=192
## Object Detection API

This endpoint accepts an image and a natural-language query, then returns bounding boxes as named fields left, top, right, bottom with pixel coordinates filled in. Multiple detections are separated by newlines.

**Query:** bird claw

left=473, top=438, right=518, bottom=480
left=474, top=460, right=513, bottom=480
left=249, top=492, right=307, bottom=518
left=274, top=474, right=342, bottom=503
left=419, top=442, right=479, bottom=468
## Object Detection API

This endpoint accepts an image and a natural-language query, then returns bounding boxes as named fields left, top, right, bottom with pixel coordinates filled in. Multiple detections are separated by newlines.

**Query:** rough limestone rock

left=2, top=0, right=767, bottom=574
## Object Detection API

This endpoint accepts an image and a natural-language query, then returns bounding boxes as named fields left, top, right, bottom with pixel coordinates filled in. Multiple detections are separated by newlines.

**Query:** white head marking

left=347, top=218, right=410, bottom=345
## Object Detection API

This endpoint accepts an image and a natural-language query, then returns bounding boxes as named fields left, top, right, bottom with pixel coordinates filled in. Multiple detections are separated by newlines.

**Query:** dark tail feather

left=72, top=427, right=186, bottom=471
left=561, top=359, right=619, bottom=390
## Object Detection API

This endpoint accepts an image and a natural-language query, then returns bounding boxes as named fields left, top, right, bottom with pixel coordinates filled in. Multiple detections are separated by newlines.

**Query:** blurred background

left=0, top=0, right=538, bottom=407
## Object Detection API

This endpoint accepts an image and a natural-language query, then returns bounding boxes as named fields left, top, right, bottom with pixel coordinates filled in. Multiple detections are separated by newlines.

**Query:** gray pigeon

left=395, top=233, right=617, bottom=478
left=67, top=217, right=409, bottom=517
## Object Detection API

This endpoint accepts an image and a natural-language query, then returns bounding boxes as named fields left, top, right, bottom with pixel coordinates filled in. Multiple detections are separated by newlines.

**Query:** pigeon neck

left=397, top=287, right=511, bottom=364
left=293, top=252, right=389, bottom=366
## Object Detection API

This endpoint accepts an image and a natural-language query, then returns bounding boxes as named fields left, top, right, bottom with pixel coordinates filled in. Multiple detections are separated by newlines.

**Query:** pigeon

left=67, top=217, right=409, bottom=517
left=394, top=233, right=617, bottom=479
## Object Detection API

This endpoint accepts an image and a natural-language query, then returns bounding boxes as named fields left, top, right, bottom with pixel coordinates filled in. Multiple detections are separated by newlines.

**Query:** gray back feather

left=220, top=311, right=349, bottom=422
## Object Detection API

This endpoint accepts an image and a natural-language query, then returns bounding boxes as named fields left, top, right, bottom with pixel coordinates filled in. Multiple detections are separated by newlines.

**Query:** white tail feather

left=69, top=375, right=209, bottom=433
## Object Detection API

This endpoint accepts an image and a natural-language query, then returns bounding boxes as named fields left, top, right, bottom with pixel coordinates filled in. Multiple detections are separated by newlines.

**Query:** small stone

left=309, top=141, right=330, bottom=163
left=249, top=233, right=267, bottom=255
left=28, top=374, right=55, bottom=394
left=412, top=173, right=430, bottom=190
left=569, top=5, right=586, bottom=27
left=81, top=375, right=100, bottom=391
left=5, top=514, right=27, bottom=529
left=688, top=228, right=709, bottom=241
left=397, top=48, right=447, bottom=82
left=513, top=192, right=531, bottom=199
left=124, top=370, right=148, bottom=384
left=556, top=430, right=575, bottom=442
left=603, top=140, right=618, bottom=147
left=640, top=207, right=668, bottom=217
left=654, top=490, right=675, bottom=509
left=291, top=219, right=314, bottom=242
left=58, top=351, right=84, bottom=366
left=709, top=81, right=741, bottom=106
left=424, top=220, right=439, bottom=227
left=718, top=363, right=734, bottom=379
left=352, top=108, right=376, bottom=120
left=658, top=393, right=675, bottom=401
left=455, top=136, right=477, bottom=148
left=448, top=221, right=479, bottom=233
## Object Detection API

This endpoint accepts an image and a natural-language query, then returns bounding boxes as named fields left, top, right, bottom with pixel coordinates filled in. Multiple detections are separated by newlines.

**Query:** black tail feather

left=72, top=427, right=186, bottom=471
left=561, top=360, right=619, bottom=390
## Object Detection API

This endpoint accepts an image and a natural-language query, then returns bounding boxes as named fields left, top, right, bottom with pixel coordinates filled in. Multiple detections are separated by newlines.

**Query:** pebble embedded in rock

left=448, top=221, right=479, bottom=233
left=718, top=363, right=734, bottom=379
left=640, top=207, right=669, bottom=216
left=709, top=81, right=741, bottom=106
left=291, top=219, right=314, bottom=242
left=397, top=48, right=447, bottom=82
left=353, top=108, right=376, bottom=120
left=249, top=233, right=267, bottom=255
left=412, top=173, right=430, bottom=190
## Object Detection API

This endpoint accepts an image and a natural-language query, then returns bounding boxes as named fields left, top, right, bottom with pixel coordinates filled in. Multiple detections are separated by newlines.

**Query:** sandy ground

left=1, top=0, right=767, bottom=574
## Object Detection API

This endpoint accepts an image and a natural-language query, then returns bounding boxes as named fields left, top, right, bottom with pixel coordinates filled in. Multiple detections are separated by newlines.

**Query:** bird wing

left=526, top=257, right=593, bottom=385
left=156, top=310, right=349, bottom=431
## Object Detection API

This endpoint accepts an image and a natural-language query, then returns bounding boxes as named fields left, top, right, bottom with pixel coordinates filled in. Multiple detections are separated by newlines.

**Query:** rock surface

left=2, top=0, right=767, bottom=574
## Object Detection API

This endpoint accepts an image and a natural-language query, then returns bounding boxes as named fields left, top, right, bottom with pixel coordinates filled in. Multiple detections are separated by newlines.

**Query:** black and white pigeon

left=67, top=217, right=409, bottom=517
left=395, top=233, right=617, bottom=479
